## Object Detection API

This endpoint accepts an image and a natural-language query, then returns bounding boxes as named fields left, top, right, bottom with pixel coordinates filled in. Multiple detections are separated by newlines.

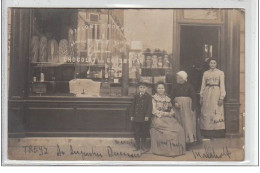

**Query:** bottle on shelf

left=209, top=45, right=213, bottom=58
left=33, top=76, right=37, bottom=82
left=40, top=73, right=45, bottom=82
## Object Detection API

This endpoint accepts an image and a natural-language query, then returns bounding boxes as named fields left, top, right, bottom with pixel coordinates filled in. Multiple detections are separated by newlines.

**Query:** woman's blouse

left=200, top=68, right=226, bottom=100
left=152, top=94, right=174, bottom=117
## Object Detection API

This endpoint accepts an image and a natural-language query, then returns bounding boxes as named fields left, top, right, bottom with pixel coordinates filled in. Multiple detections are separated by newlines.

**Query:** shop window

left=28, top=9, right=173, bottom=98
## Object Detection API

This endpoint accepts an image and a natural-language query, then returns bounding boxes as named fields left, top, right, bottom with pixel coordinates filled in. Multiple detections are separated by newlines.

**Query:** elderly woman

left=200, top=58, right=226, bottom=138
left=171, top=71, right=197, bottom=147
left=150, top=81, right=185, bottom=157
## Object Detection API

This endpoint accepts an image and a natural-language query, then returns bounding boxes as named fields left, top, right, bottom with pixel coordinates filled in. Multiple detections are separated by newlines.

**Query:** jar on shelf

left=40, top=73, right=45, bottom=82
left=163, top=54, right=170, bottom=68
left=145, top=55, right=152, bottom=68
left=158, top=56, right=163, bottom=68
left=151, top=55, right=158, bottom=68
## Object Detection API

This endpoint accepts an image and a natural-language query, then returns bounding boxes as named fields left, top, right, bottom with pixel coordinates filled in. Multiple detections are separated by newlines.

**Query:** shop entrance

left=180, top=25, right=220, bottom=93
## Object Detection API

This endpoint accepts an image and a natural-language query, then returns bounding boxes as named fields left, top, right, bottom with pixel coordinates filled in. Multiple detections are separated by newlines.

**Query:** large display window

left=28, top=9, right=174, bottom=98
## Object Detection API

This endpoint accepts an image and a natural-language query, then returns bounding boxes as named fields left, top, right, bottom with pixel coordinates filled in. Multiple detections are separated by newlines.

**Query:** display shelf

left=32, top=81, right=69, bottom=83
left=31, top=62, right=105, bottom=68
left=31, top=62, right=75, bottom=68
left=141, top=67, right=171, bottom=70
left=75, top=64, right=105, bottom=67
left=128, top=82, right=153, bottom=85
left=29, top=93, right=75, bottom=97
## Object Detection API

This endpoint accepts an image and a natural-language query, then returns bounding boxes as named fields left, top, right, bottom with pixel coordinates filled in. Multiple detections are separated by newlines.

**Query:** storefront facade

left=8, top=9, right=244, bottom=137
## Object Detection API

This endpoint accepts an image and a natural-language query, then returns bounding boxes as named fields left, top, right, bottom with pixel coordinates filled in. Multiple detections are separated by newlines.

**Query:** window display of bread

left=58, top=39, right=69, bottom=63
left=47, top=39, right=59, bottom=63
left=68, top=28, right=75, bottom=58
left=39, top=36, right=48, bottom=62
left=30, top=36, right=39, bottom=62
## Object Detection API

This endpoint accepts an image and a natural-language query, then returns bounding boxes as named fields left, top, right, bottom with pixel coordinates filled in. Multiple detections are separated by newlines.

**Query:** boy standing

left=130, top=82, right=152, bottom=151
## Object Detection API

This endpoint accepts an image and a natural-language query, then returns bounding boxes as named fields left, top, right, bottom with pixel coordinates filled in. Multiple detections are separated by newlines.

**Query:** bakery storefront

left=8, top=9, right=244, bottom=137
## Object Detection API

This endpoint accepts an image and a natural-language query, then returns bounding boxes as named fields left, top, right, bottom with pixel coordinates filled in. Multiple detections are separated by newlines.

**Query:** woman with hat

left=200, top=58, right=226, bottom=138
left=171, top=71, right=197, bottom=148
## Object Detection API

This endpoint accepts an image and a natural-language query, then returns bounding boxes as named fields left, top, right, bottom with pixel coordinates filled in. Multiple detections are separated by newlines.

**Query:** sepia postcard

left=1, top=0, right=258, bottom=166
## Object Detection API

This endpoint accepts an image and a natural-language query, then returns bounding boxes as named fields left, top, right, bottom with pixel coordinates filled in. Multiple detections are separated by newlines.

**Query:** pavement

left=8, top=137, right=244, bottom=162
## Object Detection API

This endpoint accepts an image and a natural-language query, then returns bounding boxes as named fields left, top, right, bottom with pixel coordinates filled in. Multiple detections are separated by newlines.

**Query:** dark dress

left=171, top=82, right=197, bottom=110
left=171, top=82, right=199, bottom=144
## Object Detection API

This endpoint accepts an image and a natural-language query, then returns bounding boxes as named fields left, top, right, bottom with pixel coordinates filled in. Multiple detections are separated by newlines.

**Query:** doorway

left=180, top=25, right=220, bottom=93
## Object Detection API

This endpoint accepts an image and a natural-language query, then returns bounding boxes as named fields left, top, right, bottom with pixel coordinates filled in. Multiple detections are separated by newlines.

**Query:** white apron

left=175, top=97, right=197, bottom=143
left=200, top=86, right=225, bottom=130
left=200, top=69, right=226, bottom=130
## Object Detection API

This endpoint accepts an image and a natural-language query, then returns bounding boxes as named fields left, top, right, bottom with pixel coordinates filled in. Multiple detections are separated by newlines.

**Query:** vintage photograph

left=6, top=8, right=245, bottom=162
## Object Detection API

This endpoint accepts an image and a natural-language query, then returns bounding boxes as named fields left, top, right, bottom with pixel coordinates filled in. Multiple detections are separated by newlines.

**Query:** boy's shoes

left=141, top=145, right=149, bottom=153
left=133, top=143, right=140, bottom=151
left=134, top=139, right=149, bottom=152
left=134, top=147, right=140, bottom=151
left=140, top=142, right=149, bottom=153
left=186, top=145, right=190, bottom=151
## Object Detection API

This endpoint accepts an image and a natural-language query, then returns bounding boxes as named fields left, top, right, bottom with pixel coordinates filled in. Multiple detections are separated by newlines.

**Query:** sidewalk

left=8, top=137, right=244, bottom=161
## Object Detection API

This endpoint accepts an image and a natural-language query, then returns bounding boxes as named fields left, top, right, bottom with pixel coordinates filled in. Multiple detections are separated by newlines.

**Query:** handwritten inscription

left=20, top=142, right=234, bottom=160
left=213, top=119, right=225, bottom=124
left=23, top=145, right=48, bottom=156
left=57, top=144, right=103, bottom=159
left=107, top=146, right=141, bottom=158
left=56, top=144, right=66, bottom=157
left=69, top=145, right=103, bottom=159
left=114, top=139, right=135, bottom=146
left=155, top=139, right=185, bottom=154
left=192, top=145, right=231, bottom=159
left=156, top=139, right=184, bottom=150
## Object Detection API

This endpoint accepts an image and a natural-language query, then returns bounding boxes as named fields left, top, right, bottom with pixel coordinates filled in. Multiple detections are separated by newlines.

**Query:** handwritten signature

left=156, top=139, right=185, bottom=154
left=107, top=146, right=141, bottom=158
left=192, top=145, right=231, bottom=159
left=57, top=144, right=103, bottom=160
left=56, top=144, right=141, bottom=159
left=213, top=119, right=225, bottom=124
left=157, top=139, right=184, bottom=149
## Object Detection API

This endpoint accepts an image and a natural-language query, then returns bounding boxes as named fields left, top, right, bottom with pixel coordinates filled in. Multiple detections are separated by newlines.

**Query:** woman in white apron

left=200, top=58, right=226, bottom=138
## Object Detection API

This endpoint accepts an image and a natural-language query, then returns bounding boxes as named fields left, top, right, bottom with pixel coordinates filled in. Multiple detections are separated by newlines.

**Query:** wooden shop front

left=8, top=9, right=243, bottom=137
